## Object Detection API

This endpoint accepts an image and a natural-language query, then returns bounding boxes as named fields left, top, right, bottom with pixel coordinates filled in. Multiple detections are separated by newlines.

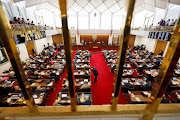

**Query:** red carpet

left=46, top=52, right=128, bottom=105
left=90, top=53, right=114, bottom=105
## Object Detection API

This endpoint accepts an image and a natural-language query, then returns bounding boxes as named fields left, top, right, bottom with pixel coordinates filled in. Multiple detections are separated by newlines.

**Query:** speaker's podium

left=89, top=42, right=101, bottom=52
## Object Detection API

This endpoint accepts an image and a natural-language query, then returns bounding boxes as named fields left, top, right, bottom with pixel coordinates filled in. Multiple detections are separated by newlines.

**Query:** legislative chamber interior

left=0, top=0, right=180, bottom=108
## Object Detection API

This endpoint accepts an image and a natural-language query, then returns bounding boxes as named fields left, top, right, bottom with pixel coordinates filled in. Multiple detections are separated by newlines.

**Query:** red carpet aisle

left=90, top=53, right=129, bottom=105
left=46, top=70, right=67, bottom=106
left=46, top=52, right=129, bottom=105
left=90, top=53, right=114, bottom=105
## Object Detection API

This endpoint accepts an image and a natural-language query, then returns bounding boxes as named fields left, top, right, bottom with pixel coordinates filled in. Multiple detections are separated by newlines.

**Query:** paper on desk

left=34, top=99, right=41, bottom=104
left=135, top=97, right=141, bottom=102
left=31, top=83, right=37, bottom=86
left=131, top=93, right=135, bottom=97
left=135, top=82, right=140, bottom=85
left=80, top=97, right=85, bottom=103
left=80, top=81, right=84, bottom=85
left=61, top=100, right=65, bottom=102
left=172, top=81, right=179, bottom=85
left=7, top=98, right=11, bottom=103
left=177, top=95, right=180, bottom=99
left=48, top=82, right=53, bottom=86
left=61, top=94, right=67, bottom=97
left=80, top=72, right=84, bottom=75
left=143, top=92, right=151, bottom=97
left=84, top=79, right=88, bottom=82
left=56, top=72, right=59, bottom=75
left=146, top=71, right=151, bottom=74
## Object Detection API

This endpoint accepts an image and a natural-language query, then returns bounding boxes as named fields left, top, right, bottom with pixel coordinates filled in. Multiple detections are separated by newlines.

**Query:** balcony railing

left=131, top=26, right=174, bottom=32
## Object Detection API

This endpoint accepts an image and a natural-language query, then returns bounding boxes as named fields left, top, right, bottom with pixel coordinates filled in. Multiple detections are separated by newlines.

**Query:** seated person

left=124, top=80, right=134, bottom=89
left=50, top=70, right=57, bottom=77
left=14, top=85, right=21, bottom=93
left=80, top=81, right=91, bottom=90
left=74, top=65, right=77, bottom=70
left=152, top=63, right=159, bottom=69
left=63, top=78, right=67, bottom=84
left=33, top=71, right=39, bottom=78
left=81, top=96, right=91, bottom=105
left=143, top=63, right=148, bottom=69
left=53, top=63, right=60, bottom=70
left=131, top=70, right=139, bottom=77
left=35, top=86, right=46, bottom=92
left=61, top=85, right=68, bottom=92
left=151, top=70, right=158, bottom=77
left=161, top=95, right=170, bottom=103
left=143, top=80, right=152, bottom=91
left=39, top=64, right=45, bottom=70
left=102, top=41, right=105, bottom=45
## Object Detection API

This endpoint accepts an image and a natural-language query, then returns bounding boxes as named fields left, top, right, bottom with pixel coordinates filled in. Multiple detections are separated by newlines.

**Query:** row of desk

left=54, top=50, right=92, bottom=106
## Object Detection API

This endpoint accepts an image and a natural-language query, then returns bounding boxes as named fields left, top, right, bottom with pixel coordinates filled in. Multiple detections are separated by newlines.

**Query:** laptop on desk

left=33, top=94, right=38, bottom=99
left=5, top=81, right=11, bottom=86
left=61, top=94, right=68, bottom=100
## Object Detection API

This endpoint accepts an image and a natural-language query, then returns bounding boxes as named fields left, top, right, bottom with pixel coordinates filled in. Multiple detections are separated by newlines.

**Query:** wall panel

left=26, top=41, right=35, bottom=56
left=128, top=35, right=136, bottom=48
left=52, top=34, right=63, bottom=45
left=16, top=43, right=29, bottom=61
left=80, top=35, right=109, bottom=45
left=154, top=40, right=168, bottom=55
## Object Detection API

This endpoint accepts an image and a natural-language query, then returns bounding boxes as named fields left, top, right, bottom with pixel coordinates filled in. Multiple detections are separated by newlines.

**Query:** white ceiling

left=13, top=0, right=180, bottom=14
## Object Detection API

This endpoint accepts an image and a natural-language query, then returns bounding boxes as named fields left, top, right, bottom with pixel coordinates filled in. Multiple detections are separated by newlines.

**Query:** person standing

left=90, top=66, right=98, bottom=83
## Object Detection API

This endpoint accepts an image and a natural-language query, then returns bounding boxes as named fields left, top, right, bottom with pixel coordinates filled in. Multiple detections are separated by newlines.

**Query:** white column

left=108, top=35, right=113, bottom=45
left=163, top=41, right=170, bottom=57
left=99, top=13, right=101, bottom=29
left=53, top=13, right=56, bottom=29
left=88, top=12, right=90, bottom=29
left=77, top=12, right=79, bottom=29
left=76, top=34, right=81, bottom=45
left=111, top=13, right=113, bottom=30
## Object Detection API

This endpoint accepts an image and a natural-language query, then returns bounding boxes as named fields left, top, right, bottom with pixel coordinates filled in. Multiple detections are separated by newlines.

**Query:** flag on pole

left=110, top=29, right=112, bottom=36
left=77, top=26, right=79, bottom=36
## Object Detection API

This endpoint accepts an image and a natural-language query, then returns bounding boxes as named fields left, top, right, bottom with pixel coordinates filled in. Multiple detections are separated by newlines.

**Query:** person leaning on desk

left=81, top=96, right=91, bottom=105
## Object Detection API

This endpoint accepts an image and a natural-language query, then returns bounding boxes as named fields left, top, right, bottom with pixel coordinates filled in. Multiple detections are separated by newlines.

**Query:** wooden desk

left=6, top=92, right=46, bottom=106
left=129, top=91, right=151, bottom=104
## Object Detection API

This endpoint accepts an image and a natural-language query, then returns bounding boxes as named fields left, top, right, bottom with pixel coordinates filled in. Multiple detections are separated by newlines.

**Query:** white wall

left=1, top=0, right=37, bottom=24
left=165, top=4, right=180, bottom=21
left=46, top=36, right=53, bottom=45
left=16, top=43, right=29, bottom=62
left=0, top=62, right=11, bottom=74
left=152, top=8, right=166, bottom=26
left=34, top=37, right=53, bottom=54
left=132, top=11, right=146, bottom=28
left=134, top=36, right=157, bottom=52
left=108, top=35, right=113, bottom=45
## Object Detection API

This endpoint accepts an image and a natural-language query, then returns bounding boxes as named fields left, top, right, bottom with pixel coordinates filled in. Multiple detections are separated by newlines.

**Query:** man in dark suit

left=161, top=95, right=170, bottom=103
left=90, top=67, right=98, bottom=83
left=61, top=85, right=69, bottom=92
left=124, top=80, right=134, bottom=89
left=143, top=80, right=152, bottom=91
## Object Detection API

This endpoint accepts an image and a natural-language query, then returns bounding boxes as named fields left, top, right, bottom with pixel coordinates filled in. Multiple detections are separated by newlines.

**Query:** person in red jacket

left=132, top=69, right=139, bottom=77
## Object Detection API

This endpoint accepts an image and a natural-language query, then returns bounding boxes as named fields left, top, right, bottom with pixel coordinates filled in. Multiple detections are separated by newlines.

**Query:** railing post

left=111, top=0, right=135, bottom=110
left=58, top=0, right=76, bottom=111
left=0, top=1, right=37, bottom=113
left=143, top=17, right=180, bottom=120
